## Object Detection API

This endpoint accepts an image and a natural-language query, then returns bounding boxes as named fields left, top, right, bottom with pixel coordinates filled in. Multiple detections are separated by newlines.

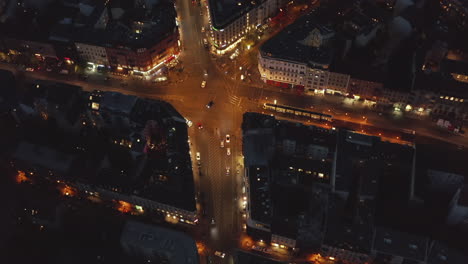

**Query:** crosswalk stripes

left=229, top=95, right=241, bottom=106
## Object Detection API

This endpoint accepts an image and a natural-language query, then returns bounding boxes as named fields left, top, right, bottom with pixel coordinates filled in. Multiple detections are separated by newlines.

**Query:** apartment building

left=258, top=13, right=350, bottom=93
left=207, top=0, right=287, bottom=53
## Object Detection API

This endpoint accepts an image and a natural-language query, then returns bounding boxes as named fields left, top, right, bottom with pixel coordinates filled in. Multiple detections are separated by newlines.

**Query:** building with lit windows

left=207, top=0, right=287, bottom=53
left=103, top=14, right=179, bottom=76
left=414, top=52, right=468, bottom=121
left=439, top=0, right=468, bottom=31
left=9, top=83, right=197, bottom=226
left=75, top=41, right=109, bottom=67
left=52, top=0, right=180, bottom=78
left=242, top=113, right=336, bottom=250
left=258, top=13, right=350, bottom=94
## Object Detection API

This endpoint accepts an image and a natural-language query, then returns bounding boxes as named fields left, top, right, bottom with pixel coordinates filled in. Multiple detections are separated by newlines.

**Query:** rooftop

left=374, top=141, right=415, bottom=225
left=234, top=249, right=286, bottom=264
left=243, top=113, right=333, bottom=241
left=275, top=119, right=337, bottom=150
left=373, top=227, right=429, bottom=263
left=441, top=58, right=468, bottom=76
left=248, top=166, right=272, bottom=224
left=100, top=92, right=138, bottom=115
left=13, top=141, right=77, bottom=174
left=93, top=93, right=196, bottom=211
left=208, top=0, right=264, bottom=29
left=0, top=69, right=17, bottom=112
left=323, top=194, right=375, bottom=254
left=428, top=241, right=468, bottom=264
left=335, top=130, right=381, bottom=196
left=260, top=12, right=334, bottom=68
left=12, top=85, right=196, bottom=213
left=242, top=113, right=276, bottom=167
left=120, top=220, right=199, bottom=264
left=51, top=0, right=177, bottom=51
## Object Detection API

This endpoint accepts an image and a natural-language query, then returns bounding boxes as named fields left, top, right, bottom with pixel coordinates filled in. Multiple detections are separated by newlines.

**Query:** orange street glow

left=117, top=200, right=132, bottom=213
left=16, top=170, right=29, bottom=183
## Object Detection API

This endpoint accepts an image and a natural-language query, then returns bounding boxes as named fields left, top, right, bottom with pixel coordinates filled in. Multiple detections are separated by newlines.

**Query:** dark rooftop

left=52, top=0, right=177, bottom=51
left=120, top=220, right=199, bottom=264
left=260, top=12, right=334, bottom=67
left=335, top=130, right=381, bottom=196
left=323, top=194, right=374, bottom=254
left=208, top=0, right=265, bottom=29
left=243, top=113, right=333, bottom=241
left=441, top=58, right=468, bottom=76
left=373, top=227, right=429, bottom=263
left=12, top=86, right=196, bottom=213
left=275, top=119, right=336, bottom=149
left=414, top=70, right=468, bottom=98
left=248, top=166, right=272, bottom=224
left=0, top=69, right=17, bottom=112
left=428, top=241, right=468, bottom=264
left=234, top=249, right=286, bottom=264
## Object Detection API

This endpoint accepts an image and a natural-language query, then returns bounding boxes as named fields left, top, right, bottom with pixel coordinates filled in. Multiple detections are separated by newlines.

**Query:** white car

left=220, top=140, right=224, bottom=148
left=214, top=251, right=226, bottom=258
left=203, top=69, right=208, bottom=77
left=225, top=134, right=230, bottom=143
left=196, top=152, right=201, bottom=161
left=201, top=80, right=206, bottom=88
left=227, top=148, right=231, bottom=156
left=226, top=167, right=230, bottom=175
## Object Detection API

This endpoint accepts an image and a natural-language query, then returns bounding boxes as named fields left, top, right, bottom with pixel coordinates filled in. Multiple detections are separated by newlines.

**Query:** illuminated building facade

left=105, top=30, right=179, bottom=75
left=207, top=0, right=287, bottom=53
left=258, top=53, right=350, bottom=94
left=258, top=16, right=350, bottom=93
left=75, top=42, right=109, bottom=66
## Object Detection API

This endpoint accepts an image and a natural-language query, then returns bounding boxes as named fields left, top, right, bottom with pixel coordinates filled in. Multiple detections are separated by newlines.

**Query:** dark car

left=206, top=101, right=214, bottom=108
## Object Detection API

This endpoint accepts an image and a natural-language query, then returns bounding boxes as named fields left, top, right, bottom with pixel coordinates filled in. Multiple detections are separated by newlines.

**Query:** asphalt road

left=2, top=0, right=468, bottom=262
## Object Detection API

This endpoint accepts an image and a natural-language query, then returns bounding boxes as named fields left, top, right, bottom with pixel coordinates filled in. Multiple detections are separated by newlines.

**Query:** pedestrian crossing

left=228, top=95, right=241, bottom=106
